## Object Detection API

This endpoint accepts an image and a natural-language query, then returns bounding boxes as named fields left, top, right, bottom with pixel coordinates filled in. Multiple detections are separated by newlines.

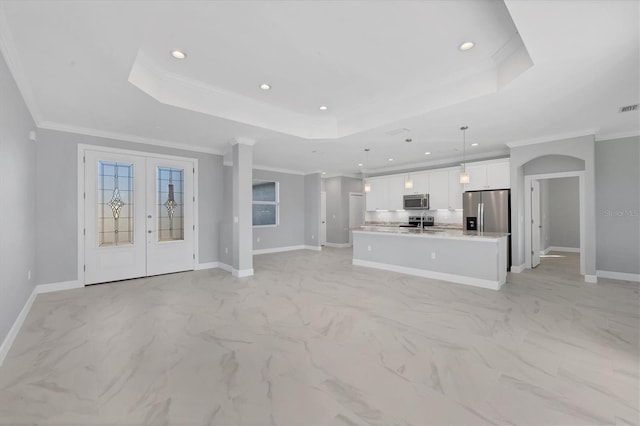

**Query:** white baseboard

left=195, top=261, right=219, bottom=271
left=253, top=245, right=305, bottom=255
left=232, top=268, right=254, bottom=278
left=548, top=246, right=580, bottom=253
left=510, top=264, right=525, bottom=273
left=304, top=245, right=322, bottom=251
left=597, top=270, right=640, bottom=282
left=218, top=262, right=233, bottom=273
left=0, top=287, right=37, bottom=367
left=541, top=247, right=552, bottom=255
left=37, top=280, right=83, bottom=294
left=352, top=259, right=503, bottom=290
left=584, top=274, right=598, bottom=283
left=324, top=242, right=351, bottom=248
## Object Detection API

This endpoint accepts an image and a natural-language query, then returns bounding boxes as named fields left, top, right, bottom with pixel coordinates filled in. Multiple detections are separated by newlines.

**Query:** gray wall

left=547, top=177, right=580, bottom=249
left=252, top=169, right=305, bottom=250
left=324, top=176, right=363, bottom=245
left=35, top=129, right=224, bottom=284
left=0, top=50, right=37, bottom=345
left=539, top=180, right=551, bottom=251
left=510, top=135, right=596, bottom=276
left=304, top=173, right=321, bottom=248
left=595, top=136, right=640, bottom=274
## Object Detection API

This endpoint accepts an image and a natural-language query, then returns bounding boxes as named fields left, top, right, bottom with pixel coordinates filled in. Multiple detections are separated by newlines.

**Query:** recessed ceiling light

left=458, top=41, right=475, bottom=51
left=319, top=105, right=328, bottom=111
left=171, top=50, right=187, bottom=59
left=260, top=83, right=271, bottom=91
left=424, top=151, right=431, bottom=155
left=358, top=163, right=363, bottom=167
left=471, top=143, right=479, bottom=147
left=388, top=158, right=393, bottom=162
left=321, top=171, right=327, bottom=175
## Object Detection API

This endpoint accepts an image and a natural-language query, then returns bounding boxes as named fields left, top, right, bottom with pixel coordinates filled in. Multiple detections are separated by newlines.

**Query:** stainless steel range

left=399, top=215, right=435, bottom=228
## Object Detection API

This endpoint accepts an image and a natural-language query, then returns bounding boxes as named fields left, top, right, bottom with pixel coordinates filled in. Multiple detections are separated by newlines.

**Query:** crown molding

left=39, top=121, right=225, bottom=155
left=230, top=137, right=257, bottom=146
left=505, top=129, right=597, bottom=148
left=0, top=6, right=43, bottom=125
left=253, top=164, right=305, bottom=175
left=595, top=130, right=640, bottom=141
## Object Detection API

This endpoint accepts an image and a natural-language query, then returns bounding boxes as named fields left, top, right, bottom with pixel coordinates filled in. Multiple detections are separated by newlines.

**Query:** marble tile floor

left=0, top=248, right=638, bottom=425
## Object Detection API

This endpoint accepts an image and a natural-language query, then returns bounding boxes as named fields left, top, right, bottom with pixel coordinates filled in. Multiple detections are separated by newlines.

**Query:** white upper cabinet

left=463, top=159, right=510, bottom=191
left=428, top=169, right=449, bottom=209
left=365, top=177, right=388, bottom=211
left=404, top=171, right=429, bottom=195
left=388, top=174, right=406, bottom=210
left=448, top=168, right=463, bottom=209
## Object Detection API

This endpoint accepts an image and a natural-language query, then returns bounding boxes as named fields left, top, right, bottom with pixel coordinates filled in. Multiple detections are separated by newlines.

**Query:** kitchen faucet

left=420, top=210, right=428, bottom=231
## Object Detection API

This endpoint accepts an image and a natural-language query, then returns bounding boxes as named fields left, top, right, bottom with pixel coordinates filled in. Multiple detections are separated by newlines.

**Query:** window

left=252, top=179, right=278, bottom=226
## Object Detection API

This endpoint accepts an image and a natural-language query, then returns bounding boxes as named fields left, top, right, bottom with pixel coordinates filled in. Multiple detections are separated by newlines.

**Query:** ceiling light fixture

left=404, top=138, right=413, bottom=189
left=388, top=158, right=393, bottom=162
left=471, top=143, right=479, bottom=147
left=460, top=126, right=470, bottom=184
left=424, top=151, right=431, bottom=155
left=171, top=50, right=187, bottom=59
left=260, top=83, right=271, bottom=91
left=358, top=163, right=363, bottom=167
left=321, top=171, right=327, bottom=175
left=319, top=105, right=328, bottom=111
left=364, top=149, right=371, bottom=193
left=458, top=41, right=475, bottom=51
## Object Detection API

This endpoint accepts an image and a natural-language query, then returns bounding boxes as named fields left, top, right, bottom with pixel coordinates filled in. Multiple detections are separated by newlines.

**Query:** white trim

left=0, top=287, right=37, bottom=367
left=230, top=137, right=256, bottom=146
left=232, top=268, right=254, bottom=278
left=506, top=130, right=596, bottom=148
left=305, top=245, right=322, bottom=251
left=253, top=245, right=306, bottom=255
left=585, top=275, right=598, bottom=284
left=195, top=262, right=219, bottom=271
left=369, top=150, right=509, bottom=175
left=595, top=130, right=640, bottom=141
left=597, top=270, right=640, bottom=282
left=218, top=262, right=233, bottom=273
left=324, top=242, right=352, bottom=248
left=45, top=122, right=224, bottom=155
left=0, top=7, right=43, bottom=125
left=37, top=280, right=83, bottom=294
left=352, top=259, right=503, bottom=290
left=510, top=263, right=526, bottom=273
left=77, top=147, right=85, bottom=285
left=253, top=165, right=305, bottom=175
left=547, top=246, right=580, bottom=253
left=541, top=247, right=552, bottom=255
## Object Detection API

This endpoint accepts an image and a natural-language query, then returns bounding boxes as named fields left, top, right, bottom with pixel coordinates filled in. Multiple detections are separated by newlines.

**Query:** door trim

left=524, top=171, right=585, bottom=276
left=77, top=144, right=199, bottom=285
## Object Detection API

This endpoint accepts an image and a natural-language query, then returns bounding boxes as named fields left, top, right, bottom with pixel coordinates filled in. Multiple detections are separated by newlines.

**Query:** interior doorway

left=525, top=172, right=584, bottom=275
left=348, top=192, right=365, bottom=246
left=79, top=145, right=197, bottom=285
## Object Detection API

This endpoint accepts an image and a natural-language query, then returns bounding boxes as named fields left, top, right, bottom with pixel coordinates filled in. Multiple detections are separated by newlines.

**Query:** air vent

left=385, top=128, right=410, bottom=135
left=619, top=104, right=639, bottom=113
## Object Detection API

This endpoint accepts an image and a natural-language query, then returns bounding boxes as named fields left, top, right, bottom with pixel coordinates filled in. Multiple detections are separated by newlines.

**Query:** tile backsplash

left=365, top=209, right=463, bottom=225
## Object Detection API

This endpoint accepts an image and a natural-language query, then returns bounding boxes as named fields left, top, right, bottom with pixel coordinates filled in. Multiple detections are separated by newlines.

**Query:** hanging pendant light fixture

left=459, top=126, right=470, bottom=184
left=364, top=148, right=371, bottom=192
left=404, top=138, right=414, bottom=189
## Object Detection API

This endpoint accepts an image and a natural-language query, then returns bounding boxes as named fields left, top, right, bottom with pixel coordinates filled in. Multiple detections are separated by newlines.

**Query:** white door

left=531, top=180, right=541, bottom=268
left=84, top=149, right=195, bottom=284
left=320, top=191, right=327, bottom=245
left=146, top=157, right=195, bottom=276
left=348, top=193, right=365, bottom=246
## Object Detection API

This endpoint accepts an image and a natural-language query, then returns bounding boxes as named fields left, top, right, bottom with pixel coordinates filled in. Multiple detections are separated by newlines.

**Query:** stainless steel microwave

left=403, top=194, right=429, bottom=210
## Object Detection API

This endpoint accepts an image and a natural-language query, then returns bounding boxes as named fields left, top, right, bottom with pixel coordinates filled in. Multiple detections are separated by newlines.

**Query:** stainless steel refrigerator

left=463, top=189, right=511, bottom=269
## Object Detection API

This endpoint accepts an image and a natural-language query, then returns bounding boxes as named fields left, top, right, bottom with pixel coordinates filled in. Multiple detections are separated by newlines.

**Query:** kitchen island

left=352, top=226, right=509, bottom=290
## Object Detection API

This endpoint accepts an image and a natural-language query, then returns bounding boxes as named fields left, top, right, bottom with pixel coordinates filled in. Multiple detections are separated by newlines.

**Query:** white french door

left=83, top=148, right=195, bottom=284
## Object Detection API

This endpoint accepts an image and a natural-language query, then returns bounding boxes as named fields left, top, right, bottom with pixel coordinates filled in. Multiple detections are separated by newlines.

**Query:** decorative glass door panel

left=84, top=150, right=195, bottom=284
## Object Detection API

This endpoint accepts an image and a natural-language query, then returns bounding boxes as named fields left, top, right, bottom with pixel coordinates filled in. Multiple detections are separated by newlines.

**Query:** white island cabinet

left=353, top=227, right=508, bottom=290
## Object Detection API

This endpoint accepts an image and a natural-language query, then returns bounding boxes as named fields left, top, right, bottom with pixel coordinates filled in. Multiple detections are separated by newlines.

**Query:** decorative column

left=231, top=137, right=254, bottom=277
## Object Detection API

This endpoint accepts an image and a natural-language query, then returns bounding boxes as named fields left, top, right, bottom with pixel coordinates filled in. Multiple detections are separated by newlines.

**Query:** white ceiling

left=1, top=0, right=638, bottom=175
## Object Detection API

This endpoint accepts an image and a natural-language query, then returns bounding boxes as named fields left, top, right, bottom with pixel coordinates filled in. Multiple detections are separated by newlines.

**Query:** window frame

left=252, top=179, right=279, bottom=227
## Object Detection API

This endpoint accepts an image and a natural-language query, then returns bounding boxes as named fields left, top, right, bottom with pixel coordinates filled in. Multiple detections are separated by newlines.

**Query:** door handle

left=148, top=230, right=152, bottom=234
left=148, top=215, right=152, bottom=219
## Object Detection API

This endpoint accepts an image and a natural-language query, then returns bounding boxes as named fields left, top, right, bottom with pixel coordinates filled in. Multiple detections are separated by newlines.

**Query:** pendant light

left=459, top=126, right=470, bottom=184
left=364, top=148, right=371, bottom=192
left=404, top=138, right=414, bottom=189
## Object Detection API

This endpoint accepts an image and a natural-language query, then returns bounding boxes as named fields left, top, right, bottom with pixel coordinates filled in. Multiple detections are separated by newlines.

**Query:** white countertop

left=353, top=226, right=509, bottom=241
